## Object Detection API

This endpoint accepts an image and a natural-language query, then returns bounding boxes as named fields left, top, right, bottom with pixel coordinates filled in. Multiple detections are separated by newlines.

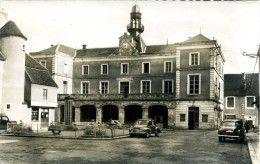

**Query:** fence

left=6, top=122, right=129, bottom=139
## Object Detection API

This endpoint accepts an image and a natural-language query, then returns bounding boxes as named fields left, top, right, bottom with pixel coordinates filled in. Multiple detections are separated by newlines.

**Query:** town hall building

left=31, top=4, right=225, bottom=129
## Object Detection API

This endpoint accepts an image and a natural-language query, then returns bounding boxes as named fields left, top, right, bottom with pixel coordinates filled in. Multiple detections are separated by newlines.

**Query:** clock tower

left=119, top=4, right=146, bottom=54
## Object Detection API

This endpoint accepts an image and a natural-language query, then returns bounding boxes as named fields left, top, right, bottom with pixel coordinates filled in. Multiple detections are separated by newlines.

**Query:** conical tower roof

left=0, top=20, right=27, bottom=40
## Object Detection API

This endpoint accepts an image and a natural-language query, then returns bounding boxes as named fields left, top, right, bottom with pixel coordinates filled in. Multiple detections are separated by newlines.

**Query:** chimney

left=82, top=44, right=87, bottom=50
left=51, top=44, right=53, bottom=47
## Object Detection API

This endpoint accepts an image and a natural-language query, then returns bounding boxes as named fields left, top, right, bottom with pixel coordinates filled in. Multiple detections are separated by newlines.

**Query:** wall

left=30, top=84, right=57, bottom=108
left=0, top=36, right=26, bottom=118
left=0, top=61, right=3, bottom=113
left=73, top=55, right=176, bottom=94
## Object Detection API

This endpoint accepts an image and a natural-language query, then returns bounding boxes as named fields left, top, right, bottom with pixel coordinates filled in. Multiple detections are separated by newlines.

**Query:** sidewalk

left=246, top=131, right=259, bottom=164
left=1, top=129, right=129, bottom=140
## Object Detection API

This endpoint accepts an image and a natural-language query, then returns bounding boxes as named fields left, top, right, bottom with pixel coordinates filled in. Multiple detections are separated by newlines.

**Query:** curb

left=0, top=133, right=129, bottom=140
left=246, top=134, right=259, bottom=164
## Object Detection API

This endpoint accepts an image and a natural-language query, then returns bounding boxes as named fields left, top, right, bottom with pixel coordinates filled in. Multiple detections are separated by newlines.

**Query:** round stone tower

left=0, top=21, right=27, bottom=116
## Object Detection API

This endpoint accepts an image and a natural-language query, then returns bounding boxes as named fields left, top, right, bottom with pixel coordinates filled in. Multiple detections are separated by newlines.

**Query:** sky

left=0, top=0, right=259, bottom=74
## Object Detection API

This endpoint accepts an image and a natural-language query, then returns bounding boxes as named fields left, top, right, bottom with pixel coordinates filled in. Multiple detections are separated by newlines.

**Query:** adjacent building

left=31, top=4, right=225, bottom=129
left=0, top=10, right=58, bottom=130
left=224, top=73, right=259, bottom=127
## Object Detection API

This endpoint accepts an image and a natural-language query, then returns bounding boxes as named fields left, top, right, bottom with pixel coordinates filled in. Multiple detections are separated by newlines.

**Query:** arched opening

left=125, top=105, right=142, bottom=124
left=148, top=105, right=168, bottom=128
left=102, top=105, right=119, bottom=122
left=80, top=105, right=96, bottom=122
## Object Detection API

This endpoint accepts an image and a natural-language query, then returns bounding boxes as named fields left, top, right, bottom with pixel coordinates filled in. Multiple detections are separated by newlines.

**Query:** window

left=226, top=97, right=235, bottom=109
left=224, top=114, right=236, bottom=119
left=163, top=80, right=173, bottom=93
left=142, top=62, right=150, bottom=74
left=121, top=63, right=129, bottom=74
left=82, top=65, right=89, bottom=75
left=31, top=108, right=39, bottom=121
left=101, top=64, right=108, bottom=75
left=141, top=80, right=151, bottom=93
left=246, top=96, right=255, bottom=109
left=188, top=74, right=200, bottom=95
left=164, top=61, right=172, bottom=73
left=63, top=81, right=67, bottom=94
left=202, top=115, right=208, bottom=122
left=6, top=104, right=11, bottom=110
left=100, top=81, right=109, bottom=94
left=81, top=81, right=90, bottom=94
left=40, top=60, right=46, bottom=68
left=180, top=114, right=186, bottom=122
left=189, top=52, right=200, bottom=66
left=64, top=63, right=68, bottom=75
left=43, top=89, right=47, bottom=100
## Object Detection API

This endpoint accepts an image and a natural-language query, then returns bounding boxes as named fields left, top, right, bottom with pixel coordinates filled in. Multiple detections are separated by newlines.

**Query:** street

left=0, top=130, right=251, bottom=164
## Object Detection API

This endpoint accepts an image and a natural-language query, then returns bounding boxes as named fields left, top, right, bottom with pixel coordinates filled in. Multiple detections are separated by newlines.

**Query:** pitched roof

left=76, top=47, right=118, bottom=58
left=224, top=73, right=259, bottom=96
left=25, top=54, right=58, bottom=87
left=0, top=21, right=27, bottom=40
left=30, top=44, right=76, bottom=57
left=75, top=44, right=176, bottom=58
left=184, top=34, right=211, bottom=43
left=57, top=44, right=76, bottom=56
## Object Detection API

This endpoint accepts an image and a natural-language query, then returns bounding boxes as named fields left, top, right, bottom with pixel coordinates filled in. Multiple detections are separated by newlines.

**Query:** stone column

left=142, top=106, right=148, bottom=119
left=64, top=96, right=73, bottom=125
left=96, top=106, right=102, bottom=123
left=168, top=107, right=175, bottom=129
left=118, top=106, right=125, bottom=124
left=75, top=107, right=80, bottom=122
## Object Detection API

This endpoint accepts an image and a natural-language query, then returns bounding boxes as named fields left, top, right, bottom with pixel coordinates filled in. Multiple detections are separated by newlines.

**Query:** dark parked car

left=0, top=114, right=17, bottom=130
left=218, top=119, right=245, bottom=143
left=129, top=118, right=161, bottom=138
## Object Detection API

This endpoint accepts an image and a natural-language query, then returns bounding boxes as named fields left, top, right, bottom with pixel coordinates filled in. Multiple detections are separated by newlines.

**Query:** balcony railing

left=58, top=93, right=175, bottom=101
left=127, top=24, right=144, bottom=32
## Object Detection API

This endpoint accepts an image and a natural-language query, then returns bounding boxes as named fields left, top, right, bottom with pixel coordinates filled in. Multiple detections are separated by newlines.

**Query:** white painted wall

left=30, top=84, right=58, bottom=108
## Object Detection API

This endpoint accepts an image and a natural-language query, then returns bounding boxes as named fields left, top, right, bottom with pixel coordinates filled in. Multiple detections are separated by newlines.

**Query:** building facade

left=224, top=73, right=259, bottom=127
left=31, top=4, right=225, bottom=129
left=0, top=14, right=58, bottom=130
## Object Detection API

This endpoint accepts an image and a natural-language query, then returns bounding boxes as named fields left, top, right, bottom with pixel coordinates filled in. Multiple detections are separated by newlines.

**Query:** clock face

left=123, top=42, right=128, bottom=48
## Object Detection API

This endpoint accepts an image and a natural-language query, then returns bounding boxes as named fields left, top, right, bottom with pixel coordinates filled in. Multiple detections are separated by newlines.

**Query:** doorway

left=188, top=107, right=199, bottom=130
left=120, top=82, right=129, bottom=97
left=41, top=109, right=49, bottom=128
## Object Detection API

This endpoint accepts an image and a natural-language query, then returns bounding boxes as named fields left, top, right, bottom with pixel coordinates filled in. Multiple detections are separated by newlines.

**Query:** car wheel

left=52, top=130, right=61, bottom=135
left=218, top=136, right=222, bottom=142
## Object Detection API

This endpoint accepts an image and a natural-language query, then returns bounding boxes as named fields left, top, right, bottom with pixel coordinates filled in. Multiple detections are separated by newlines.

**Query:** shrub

left=84, top=126, right=94, bottom=135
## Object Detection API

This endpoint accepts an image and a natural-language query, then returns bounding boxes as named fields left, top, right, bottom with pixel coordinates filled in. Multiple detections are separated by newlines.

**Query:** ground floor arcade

left=55, top=99, right=222, bottom=130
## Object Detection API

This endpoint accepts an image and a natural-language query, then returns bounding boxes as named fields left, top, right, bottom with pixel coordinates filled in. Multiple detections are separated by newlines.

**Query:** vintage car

left=218, top=119, right=245, bottom=143
left=0, top=114, right=17, bottom=130
left=129, top=118, right=161, bottom=138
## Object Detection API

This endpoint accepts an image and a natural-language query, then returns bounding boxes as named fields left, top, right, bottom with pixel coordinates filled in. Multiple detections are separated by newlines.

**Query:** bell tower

left=126, top=4, right=146, bottom=53
left=127, top=4, right=144, bottom=39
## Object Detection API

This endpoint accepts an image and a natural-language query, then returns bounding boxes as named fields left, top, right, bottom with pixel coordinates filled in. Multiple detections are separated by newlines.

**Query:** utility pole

left=243, top=45, right=260, bottom=130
